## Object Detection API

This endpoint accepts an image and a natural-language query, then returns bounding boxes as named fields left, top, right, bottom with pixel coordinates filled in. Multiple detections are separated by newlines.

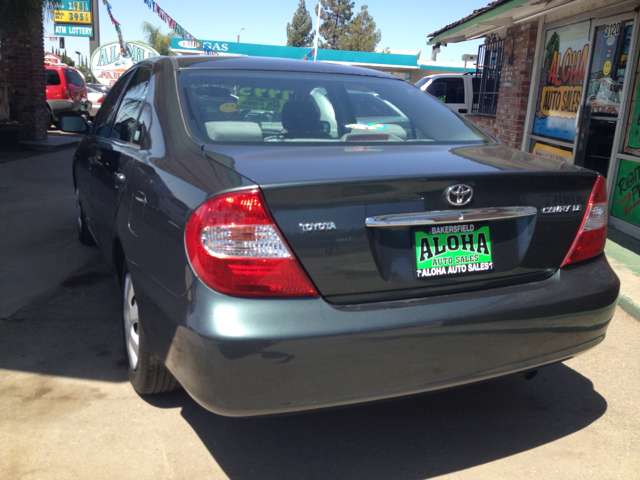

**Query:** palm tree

left=0, top=0, right=56, bottom=138
left=141, top=22, right=177, bottom=56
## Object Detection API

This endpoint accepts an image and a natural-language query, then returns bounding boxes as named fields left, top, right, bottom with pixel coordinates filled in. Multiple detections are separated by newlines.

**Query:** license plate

left=414, top=223, right=494, bottom=278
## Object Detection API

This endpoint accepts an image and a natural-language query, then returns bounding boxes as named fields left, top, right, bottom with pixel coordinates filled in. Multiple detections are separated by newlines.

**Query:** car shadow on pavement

left=144, top=361, right=607, bottom=480
left=0, top=258, right=127, bottom=383
left=0, top=256, right=608, bottom=479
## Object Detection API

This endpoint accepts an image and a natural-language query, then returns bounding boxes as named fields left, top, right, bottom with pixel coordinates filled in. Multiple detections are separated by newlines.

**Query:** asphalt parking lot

left=1, top=148, right=639, bottom=479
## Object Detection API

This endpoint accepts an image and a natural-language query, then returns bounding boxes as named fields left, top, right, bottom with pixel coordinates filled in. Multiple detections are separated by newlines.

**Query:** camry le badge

left=542, top=205, right=582, bottom=213
left=444, top=184, right=473, bottom=206
left=299, top=222, right=337, bottom=232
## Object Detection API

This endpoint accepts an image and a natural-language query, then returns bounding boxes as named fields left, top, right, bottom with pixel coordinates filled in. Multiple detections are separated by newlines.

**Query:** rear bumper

left=157, top=255, right=619, bottom=417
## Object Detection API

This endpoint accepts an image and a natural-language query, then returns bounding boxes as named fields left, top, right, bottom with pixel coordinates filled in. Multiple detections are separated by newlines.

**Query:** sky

left=43, top=0, right=489, bottom=65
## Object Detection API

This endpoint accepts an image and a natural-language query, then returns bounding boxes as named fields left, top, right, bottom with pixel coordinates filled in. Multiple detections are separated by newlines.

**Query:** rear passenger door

left=90, top=66, right=152, bottom=259
left=426, top=77, right=468, bottom=114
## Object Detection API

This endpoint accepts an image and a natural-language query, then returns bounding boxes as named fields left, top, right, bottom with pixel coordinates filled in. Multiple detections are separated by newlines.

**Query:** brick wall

left=0, top=13, right=47, bottom=141
left=467, top=21, right=538, bottom=149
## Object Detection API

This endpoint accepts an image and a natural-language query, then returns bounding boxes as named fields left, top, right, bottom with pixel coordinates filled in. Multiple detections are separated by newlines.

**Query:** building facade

left=430, top=0, right=640, bottom=240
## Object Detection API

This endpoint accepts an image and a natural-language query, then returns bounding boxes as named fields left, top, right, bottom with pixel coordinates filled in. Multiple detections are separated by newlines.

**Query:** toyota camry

left=60, top=56, right=620, bottom=416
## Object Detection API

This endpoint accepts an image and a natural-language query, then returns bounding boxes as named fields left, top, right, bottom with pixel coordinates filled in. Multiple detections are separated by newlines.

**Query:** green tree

left=77, top=65, right=91, bottom=82
left=60, top=53, right=75, bottom=67
left=340, top=5, right=381, bottom=52
left=318, top=0, right=354, bottom=50
left=286, top=0, right=313, bottom=47
left=141, top=21, right=177, bottom=56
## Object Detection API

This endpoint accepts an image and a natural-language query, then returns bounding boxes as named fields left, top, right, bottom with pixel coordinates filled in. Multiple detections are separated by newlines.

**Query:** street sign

left=54, top=24, right=94, bottom=37
left=54, top=1, right=92, bottom=25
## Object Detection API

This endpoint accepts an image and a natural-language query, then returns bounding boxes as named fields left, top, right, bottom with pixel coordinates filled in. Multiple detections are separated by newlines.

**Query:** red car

left=45, top=64, right=92, bottom=128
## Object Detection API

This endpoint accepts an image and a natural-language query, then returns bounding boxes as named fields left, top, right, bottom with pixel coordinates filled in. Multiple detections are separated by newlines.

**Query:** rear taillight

left=561, top=175, right=608, bottom=267
left=185, top=189, right=319, bottom=298
left=61, top=89, right=69, bottom=99
left=98, top=96, right=104, bottom=103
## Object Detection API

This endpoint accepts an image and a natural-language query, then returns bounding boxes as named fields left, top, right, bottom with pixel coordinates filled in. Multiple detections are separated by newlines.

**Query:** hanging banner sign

left=533, top=21, right=591, bottom=142
left=611, top=158, right=640, bottom=227
left=90, top=41, right=159, bottom=85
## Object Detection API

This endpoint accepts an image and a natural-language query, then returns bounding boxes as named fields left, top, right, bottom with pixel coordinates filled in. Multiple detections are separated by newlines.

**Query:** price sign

left=54, top=1, right=92, bottom=25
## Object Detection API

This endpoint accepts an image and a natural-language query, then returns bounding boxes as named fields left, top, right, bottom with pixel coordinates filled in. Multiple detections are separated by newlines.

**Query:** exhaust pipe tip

left=520, top=370, right=538, bottom=381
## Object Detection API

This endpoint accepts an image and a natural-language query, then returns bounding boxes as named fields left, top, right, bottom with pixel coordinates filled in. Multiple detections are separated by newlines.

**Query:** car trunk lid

left=204, top=143, right=597, bottom=304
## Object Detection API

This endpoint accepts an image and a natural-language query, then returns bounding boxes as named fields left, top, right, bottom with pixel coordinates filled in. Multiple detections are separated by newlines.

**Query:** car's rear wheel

left=122, top=265, right=180, bottom=394
left=46, top=108, right=53, bottom=129
left=76, top=188, right=96, bottom=246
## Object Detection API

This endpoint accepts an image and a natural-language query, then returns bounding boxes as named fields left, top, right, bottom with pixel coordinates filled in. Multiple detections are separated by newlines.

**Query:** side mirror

left=58, top=114, right=90, bottom=134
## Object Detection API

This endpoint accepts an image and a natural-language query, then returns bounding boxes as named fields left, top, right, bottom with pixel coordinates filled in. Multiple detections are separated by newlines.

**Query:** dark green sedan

left=61, top=55, right=619, bottom=416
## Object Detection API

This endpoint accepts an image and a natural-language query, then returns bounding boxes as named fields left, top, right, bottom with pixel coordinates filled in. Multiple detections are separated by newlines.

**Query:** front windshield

left=177, top=70, right=492, bottom=145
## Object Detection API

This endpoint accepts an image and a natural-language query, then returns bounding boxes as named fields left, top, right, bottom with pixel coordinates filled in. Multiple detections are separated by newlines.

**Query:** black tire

left=75, top=188, right=96, bottom=246
left=122, top=265, right=180, bottom=395
left=46, top=108, right=53, bottom=130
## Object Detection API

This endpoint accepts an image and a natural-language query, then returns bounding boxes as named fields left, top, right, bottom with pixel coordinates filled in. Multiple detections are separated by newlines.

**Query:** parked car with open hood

left=59, top=56, right=619, bottom=417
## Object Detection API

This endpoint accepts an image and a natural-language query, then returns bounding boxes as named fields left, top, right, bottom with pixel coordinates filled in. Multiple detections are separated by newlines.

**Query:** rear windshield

left=46, top=70, right=61, bottom=86
left=177, top=70, right=492, bottom=145
left=63, top=68, right=85, bottom=88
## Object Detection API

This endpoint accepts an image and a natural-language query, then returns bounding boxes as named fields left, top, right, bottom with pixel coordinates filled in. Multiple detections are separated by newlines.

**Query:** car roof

left=166, top=55, right=401, bottom=80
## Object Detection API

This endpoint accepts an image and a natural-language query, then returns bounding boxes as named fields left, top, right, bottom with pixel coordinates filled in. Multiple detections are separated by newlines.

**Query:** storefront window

left=532, top=21, right=591, bottom=142
left=611, top=158, right=640, bottom=227
left=586, top=21, right=634, bottom=116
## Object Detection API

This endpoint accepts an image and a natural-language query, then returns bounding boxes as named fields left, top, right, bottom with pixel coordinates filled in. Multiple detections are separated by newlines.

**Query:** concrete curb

left=605, top=229, right=640, bottom=323
left=618, top=294, right=640, bottom=322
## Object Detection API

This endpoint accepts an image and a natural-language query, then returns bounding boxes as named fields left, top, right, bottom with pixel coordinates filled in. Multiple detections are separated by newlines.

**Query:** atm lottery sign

left=414, top=224, right=493, bottom=278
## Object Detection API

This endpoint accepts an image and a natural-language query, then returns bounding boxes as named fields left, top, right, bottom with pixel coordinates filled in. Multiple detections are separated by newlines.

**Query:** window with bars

left=472, top=39, right=505, bottom=116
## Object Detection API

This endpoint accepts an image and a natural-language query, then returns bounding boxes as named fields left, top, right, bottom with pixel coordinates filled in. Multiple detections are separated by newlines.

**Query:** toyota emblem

left=444, top=184, right=473, bottom=206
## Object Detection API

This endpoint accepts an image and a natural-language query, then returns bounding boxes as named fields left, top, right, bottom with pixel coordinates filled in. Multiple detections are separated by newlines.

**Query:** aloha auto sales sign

left=90, top=41, right=159, bottom=85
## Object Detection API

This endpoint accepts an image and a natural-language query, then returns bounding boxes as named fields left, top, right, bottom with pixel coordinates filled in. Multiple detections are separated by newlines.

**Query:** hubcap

left=123, top=273, right=140, bottom=370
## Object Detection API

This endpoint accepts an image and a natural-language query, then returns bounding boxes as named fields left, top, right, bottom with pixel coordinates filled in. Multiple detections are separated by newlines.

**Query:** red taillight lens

left=61, top=89, right=69, bottom=99
left=561, top=175, right=608, bottom=267
left=98, top=96, right=104, bottom=103
left=185, top=189, right=319, bottom=298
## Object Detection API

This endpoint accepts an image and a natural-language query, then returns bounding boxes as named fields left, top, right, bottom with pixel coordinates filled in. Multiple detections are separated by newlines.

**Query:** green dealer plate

left=413, top=223, right=494, bottom=279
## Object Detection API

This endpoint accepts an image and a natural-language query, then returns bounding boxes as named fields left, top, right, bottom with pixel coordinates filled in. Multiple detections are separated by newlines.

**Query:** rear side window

left=63, top=69, right=85, bottom=88
left=177, top=70, right=490, bottom=145
left=110, top=68, right=151, bottom=143
left=93, top=72, right=132, bottom=137
left=46, top=70, right=61, bottom=86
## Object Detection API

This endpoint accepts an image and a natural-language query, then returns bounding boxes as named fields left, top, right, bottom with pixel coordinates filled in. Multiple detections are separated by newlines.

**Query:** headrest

left=281, top=97, right=321, bottom=132
left=205, top=122, right=262, bottom=142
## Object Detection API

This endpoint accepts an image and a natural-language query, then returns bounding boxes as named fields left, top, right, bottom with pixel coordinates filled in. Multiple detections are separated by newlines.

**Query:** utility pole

left=89, top=0, right=100, bottom=60
left=88, top=0, right=100, bottom=82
